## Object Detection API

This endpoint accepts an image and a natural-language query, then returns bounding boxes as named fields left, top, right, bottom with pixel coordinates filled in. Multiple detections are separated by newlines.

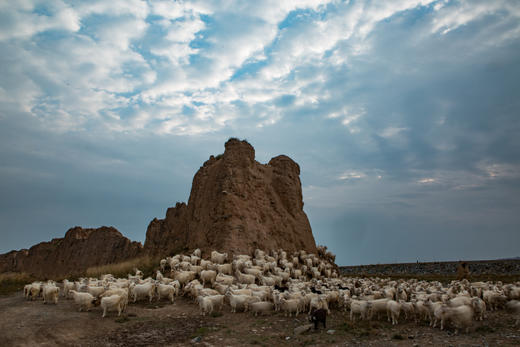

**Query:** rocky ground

left=1, top=290, right=519, bottom=346
left=340, top=259, right=520, bottom=278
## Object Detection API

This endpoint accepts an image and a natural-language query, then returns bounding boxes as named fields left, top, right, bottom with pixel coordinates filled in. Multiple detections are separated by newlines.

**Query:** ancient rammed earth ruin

left=0, top=139, right=317, bottom=277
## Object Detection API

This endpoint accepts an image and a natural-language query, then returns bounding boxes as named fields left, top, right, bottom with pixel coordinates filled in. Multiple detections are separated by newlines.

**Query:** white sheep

left=70, top=290, right=96, bottom=312
left=235, top=271, right=255, bottom=285
left=448, top=296, right=472, bottom=307
left=367, top=298, right=390, bottom=320
left=192, top=248, right=201, bottom=258
left=87, top=286, right=106, bottom=298
left=101, top=294, right=125, bottom=318
left=197, top=296, right=214, bottom=316
left=439, top=305, right=474, bottom=333
left=215, top=273, right=234, bottom=286
left=23, top=284, right=32, bottom=300
left=483, top=290, right=507, bottom=310
left=211, top=250, right=228, bottom=264
left=29, top=282, right=42, bottom=300
left=200, top=270, right=217, bottom=287
left=399, top=300, right=415, bottom=320
left=216, top=263, right=233, bottom=275
left=213, top=283, right=229, bottom=295
left=309, top=295, right=328, bottom=314
left=386, top=300, right=401, bottom=325
left=156, top=283, right=177, bottom=303
left=506, top=300, right=520, bottom=326
left=62, top=280, right=75, bottom=298
left=243, top=267, right=263, bottom=279
left=130, top=282, right=155, bottom=303
left=260, top=275, right=276, bottom=287
left=172, top=271, right=196, bottom=287
left=349, top=299, right=368, bottom=321
left=190, top=255, right=200, bottom=266
left=42, top=285, right=60, bottom=304
left=226, top=293, right=249, bottom=313
left=197, top=288, right=220, bottom=297
left=471, top=297, right=486, bottom=321
left=184, top=279, right=201, bottom=297
left=412, top=300, right=430, bottom=323
left=205, top=294, right=225, bottom=312
left=249, top=301, right=274, bottom=316
left=280, top=298, right=300, bottom=317
left=254, top=249, right=265, bottom=259
left=101, top=287, right=129, bottom=310
left=199, top=259, right=212, bottom=270
left=160, top=258, right=168, bottom=272
left=424, top=300, right=444, bottom=327
left=190, top=265, right=203, bottom=274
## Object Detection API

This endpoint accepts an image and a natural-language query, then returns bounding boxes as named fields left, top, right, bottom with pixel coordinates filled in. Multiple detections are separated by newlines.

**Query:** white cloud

left=1, top=0, right=518, bottom=136
left=150, top=0, right=186, bottom=20
left=480, top=162, right=520, bottom=180
left=379, top=127, right=408, bottom=138
left=74, top=0, right=149, bottom=19
left=0, top=0, right=80, bottom=41
left=417, top=178, right=436, bottom=184
left=339, top=171, right=367, bottom=180
left=431, top=0, right=520, bottom=37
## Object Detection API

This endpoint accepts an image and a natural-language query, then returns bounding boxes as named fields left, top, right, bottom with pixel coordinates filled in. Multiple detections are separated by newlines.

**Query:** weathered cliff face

left=0, top=139, right=318, bottom=278
left=144, top=138, right=317, bottom=258
left=0, top=227, right=142, bottom=278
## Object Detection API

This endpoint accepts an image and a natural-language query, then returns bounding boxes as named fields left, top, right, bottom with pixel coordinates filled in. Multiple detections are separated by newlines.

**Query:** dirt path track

left=1, top=292, right=519, bottom=346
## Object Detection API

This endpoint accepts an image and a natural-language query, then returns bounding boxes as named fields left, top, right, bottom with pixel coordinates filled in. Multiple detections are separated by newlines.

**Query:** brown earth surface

left=1, top=290, right=519, bottom=347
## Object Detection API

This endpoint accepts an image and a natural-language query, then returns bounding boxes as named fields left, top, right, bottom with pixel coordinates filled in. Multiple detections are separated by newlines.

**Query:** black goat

left=309, top=308, right=327, bottom=329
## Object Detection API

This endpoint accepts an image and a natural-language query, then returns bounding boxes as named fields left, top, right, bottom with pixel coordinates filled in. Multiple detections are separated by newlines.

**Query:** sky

left=0, top=0, right=519, bottom=266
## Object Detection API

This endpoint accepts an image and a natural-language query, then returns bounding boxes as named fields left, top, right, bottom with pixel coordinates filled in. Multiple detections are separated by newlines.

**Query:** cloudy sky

left=1, top=0, right=519, bottom=265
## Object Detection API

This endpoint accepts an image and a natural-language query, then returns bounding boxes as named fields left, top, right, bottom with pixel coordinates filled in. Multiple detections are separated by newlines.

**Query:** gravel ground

left=2, top=289, right=519, bottom=346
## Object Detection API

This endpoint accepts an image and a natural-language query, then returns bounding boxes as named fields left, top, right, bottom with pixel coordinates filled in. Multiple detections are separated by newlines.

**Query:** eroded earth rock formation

left=0, top=227, right=142, bottom=278
left=0, top=139, right=317, bottom=276
left=144, top=138, right=317, bottom=257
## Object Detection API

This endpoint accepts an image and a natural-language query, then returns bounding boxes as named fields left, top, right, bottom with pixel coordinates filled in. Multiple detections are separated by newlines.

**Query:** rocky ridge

left=0, top=226, right=142, bottom=278
left=143, top=138, right=317, bottom=257
left=0, top=139, right=318, bottom=277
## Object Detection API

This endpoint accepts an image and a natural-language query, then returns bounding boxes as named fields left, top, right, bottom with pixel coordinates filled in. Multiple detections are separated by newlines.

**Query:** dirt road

left=1, top=291, right=519, bottom=346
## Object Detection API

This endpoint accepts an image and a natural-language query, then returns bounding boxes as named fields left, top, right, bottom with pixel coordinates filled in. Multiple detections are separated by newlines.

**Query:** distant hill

left=340, top=258, right=520, bottom=277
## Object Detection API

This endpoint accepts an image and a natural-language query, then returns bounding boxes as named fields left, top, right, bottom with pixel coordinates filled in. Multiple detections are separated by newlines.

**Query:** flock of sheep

left=23, top=246, right=520, bottom=334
